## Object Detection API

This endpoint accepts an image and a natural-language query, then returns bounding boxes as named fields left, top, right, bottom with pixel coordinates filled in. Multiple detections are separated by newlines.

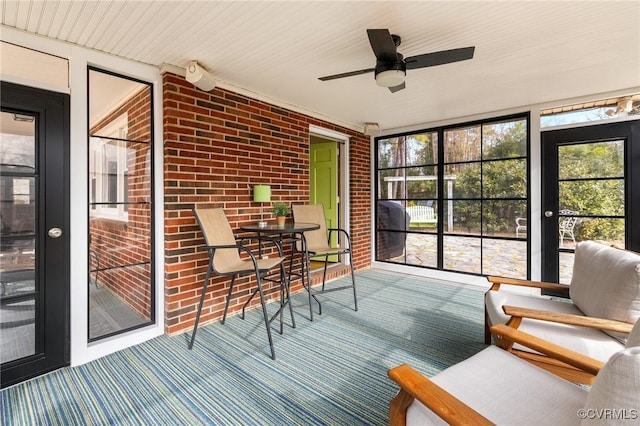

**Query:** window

left=375, top=114, right=529, bottom=279
left=87, top=68, right=154, bottom=341
left=89, top=114, right=128, bottom=220
left=541, top=94, right=639, bottom=128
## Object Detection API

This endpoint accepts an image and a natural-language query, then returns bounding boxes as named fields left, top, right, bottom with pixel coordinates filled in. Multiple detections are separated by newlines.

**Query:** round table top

left=240, top=222, right=320, bottom=233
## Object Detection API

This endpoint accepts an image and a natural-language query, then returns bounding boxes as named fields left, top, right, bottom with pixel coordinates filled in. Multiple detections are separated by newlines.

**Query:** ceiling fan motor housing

left=374, top=55, right=406, bottom=87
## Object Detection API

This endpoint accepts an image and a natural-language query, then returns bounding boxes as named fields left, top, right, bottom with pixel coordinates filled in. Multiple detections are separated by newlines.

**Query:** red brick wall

left=163, top=73, right=371, bottom=334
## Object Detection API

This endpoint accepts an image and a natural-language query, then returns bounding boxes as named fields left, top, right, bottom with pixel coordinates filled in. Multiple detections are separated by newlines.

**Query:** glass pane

left=376, top=231, right=406, bottom=262
left=445, top=163, right=480, bottom=198
left=444, top=235, right=480, bottom=273
left=406, top=133, right=437, bottom=166
left=483, top=200, right=527, bottom=236
left=444, top=125, right=481, bottom=162
left=569, top=217, right=625, bottom=247
left=559, top=251, right=575, bottom=285
left=0, top=112, right=35, bottom=169
left=90, top=203, right=151, bottom=268
left=89, top=264, right=152, bottom=340
left=1, top=110, right=37, bottom=363
left=559, top=179, right=624, bottom=216
left=89, top=70, right=151, bottom=142
left=378, top=169, right=405, bottom=200
left=445, top=200, right=480, bottom=235
left=377, top=137, right=404, bottom=168
left=0, top=176, right=35, bottom=234
left=482, top=159, right=527, bottom=198
left=126, top=142, right=152, bottom=202
left=406, top=233, right=437, bottom=268
left=406, top=166, right=437, bottom=199
left=0, top=297, right=35, bottom=363
left=558, top=140, right=624, bottom=180
left=482, top=119, right=527, bottom=160
left=483, top=239, right=527, bottom=279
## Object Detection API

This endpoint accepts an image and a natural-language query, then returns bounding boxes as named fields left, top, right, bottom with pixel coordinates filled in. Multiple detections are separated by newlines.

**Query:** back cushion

left=569, top=241, right=640, bottom=343
left=582, top=347, right=640, bottom=425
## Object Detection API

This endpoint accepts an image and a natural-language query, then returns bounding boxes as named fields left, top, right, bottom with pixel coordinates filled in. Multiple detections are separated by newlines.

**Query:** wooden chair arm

left=486, top=276, right=569, bottom=294
left=489, top=324, right=604, bottom=376
left=388, top=364, right=494, bottom=426
left=502, top=305, right=634, bottom=334
left=388, top=326, right=607, bottom=425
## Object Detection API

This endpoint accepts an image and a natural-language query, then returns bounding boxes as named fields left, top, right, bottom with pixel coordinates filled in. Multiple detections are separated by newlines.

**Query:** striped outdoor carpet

left=1, top=270, right=487, bottom=425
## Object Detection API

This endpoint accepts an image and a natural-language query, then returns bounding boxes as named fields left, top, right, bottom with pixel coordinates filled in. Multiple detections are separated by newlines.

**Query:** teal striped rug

left=1, top=270, right=487, bottom=425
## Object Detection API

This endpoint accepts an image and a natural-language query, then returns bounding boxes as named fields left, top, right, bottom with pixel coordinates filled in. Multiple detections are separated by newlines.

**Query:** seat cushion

left=485, top=291, right=624, bottom=362
left=406, top=346, right=587, bottom=425
left=570, top=241, right=640, bottom=343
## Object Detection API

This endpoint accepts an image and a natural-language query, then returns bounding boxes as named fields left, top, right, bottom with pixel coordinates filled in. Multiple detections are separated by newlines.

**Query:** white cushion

left=406, top=346, right=587, bottom=425
left=570, top=241, right=640, bottom=342
left=485, top=290, right=624, bottom=362
left=582, top=346, right=640, bottom=425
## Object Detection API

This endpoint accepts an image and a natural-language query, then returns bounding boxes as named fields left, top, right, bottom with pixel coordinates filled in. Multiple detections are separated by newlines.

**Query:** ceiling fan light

left=376, top=69, right=405, bottom=87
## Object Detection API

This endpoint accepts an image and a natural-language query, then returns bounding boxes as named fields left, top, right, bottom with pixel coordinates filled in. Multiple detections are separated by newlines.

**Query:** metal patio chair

left=559, top=209, right=580, bottom=247
left=188, top=208, right=293, bottom=359
left=291, top=204, right=357, bottom=321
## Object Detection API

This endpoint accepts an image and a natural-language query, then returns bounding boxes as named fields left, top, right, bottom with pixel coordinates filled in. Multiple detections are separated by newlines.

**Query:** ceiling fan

left=318, top=29, right=475, bottom=93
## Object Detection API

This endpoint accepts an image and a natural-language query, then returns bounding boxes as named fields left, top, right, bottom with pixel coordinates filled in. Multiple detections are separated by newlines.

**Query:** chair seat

left=217, top=256, right=285, bottom=274
left=485, top=291, right=624, bottom=362
left=406, top=346, right=587, bottom=425
left=306, top=245, right=346, bottom=255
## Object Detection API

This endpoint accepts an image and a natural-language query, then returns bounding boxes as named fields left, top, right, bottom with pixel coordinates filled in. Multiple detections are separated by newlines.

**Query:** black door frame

left=541, top=120, right=640, bottom=283
left=1, top=82, right=70, bottom=388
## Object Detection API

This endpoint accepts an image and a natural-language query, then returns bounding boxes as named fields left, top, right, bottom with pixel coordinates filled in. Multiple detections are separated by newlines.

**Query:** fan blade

left=405, top=46, right=475, bottom=70
left=367, top=29, right=398, bottom=62
left=318, top=68, right=375, bottom=81
left=388, top=82, right=406, bottom=93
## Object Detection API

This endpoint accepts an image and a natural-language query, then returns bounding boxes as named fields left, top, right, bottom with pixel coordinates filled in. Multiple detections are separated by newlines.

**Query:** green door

left=310, top=139, right=338, bottom=261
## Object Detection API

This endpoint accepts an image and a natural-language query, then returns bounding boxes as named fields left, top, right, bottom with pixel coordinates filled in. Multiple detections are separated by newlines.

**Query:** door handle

left=48, top=227, right=63, bottom=238
left=544, top=211, right=554, bottom=218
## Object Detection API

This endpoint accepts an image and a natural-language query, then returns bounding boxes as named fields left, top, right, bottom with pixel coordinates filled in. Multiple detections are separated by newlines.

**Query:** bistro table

left=240, top=221, right=320, bottom=318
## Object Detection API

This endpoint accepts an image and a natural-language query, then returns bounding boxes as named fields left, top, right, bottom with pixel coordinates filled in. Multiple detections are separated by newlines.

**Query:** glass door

left=1, top=82, right=70, bottom=388
left=541, top=120, right=640, bottom=284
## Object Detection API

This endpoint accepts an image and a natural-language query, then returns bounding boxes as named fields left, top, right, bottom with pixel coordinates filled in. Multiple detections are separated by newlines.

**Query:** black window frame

left=374, top=112, right=531, bottom=279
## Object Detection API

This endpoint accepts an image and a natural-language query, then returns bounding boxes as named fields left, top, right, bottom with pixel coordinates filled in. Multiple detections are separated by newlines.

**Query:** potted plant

left=272, top=202, right=291, bottom=226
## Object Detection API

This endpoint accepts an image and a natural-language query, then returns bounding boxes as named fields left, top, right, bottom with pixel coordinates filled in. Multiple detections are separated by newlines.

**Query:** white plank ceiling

left=2, top=1, right=639, bottom=132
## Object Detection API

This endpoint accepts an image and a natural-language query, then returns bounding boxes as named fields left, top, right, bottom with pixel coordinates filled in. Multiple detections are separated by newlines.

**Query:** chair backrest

left=292, top=204, right=329, bottom=249
left=569, top=241, right=640, bottom=343
left=583, top=320, right=640, bottom=415
left=193, top=208, right=242, bottom=271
